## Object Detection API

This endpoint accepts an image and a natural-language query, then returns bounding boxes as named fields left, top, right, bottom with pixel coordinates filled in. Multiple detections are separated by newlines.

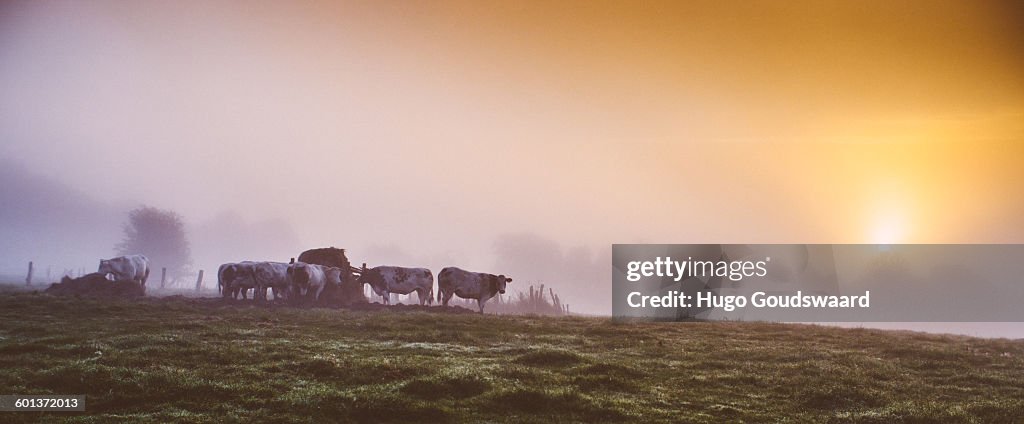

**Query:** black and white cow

left=437, top=267, right=511, bottom=313
left=98, top=254, right=150, bottom=286
left=286, top=262, right=341, bottom=303
left=218, top=261, right=258, bottom=300
left=360, top=266, right=434, bottom=305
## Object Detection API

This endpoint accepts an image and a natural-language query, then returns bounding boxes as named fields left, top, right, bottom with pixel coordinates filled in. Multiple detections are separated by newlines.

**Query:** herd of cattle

left=95, top=253, right=514, bottom=313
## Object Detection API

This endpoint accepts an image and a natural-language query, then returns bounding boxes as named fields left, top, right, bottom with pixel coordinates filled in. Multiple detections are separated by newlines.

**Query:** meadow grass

left=0, top=291, right=1022, bottom=423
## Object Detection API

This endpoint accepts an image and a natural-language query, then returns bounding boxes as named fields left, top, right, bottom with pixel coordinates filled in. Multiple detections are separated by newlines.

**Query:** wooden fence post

left=160, top=267, right=167, bottom=289
left=195, top=270, right=204, bottom=291
left=538, top=284, right=545, bottom=313
left=26, top=261, right=33, bottom=286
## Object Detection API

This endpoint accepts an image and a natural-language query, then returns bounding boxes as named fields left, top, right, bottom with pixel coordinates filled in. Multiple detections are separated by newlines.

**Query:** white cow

left=361, top=266, right=434, bottom=305
left=253, top=261, right=291, bottom=301
left=218, top=261, right=258, bottom=300
left=286, top=262, right=342, bottom=304
left=437, top=267, right=511, bottom=313
left=217, top=263, right=234, bottom=297
left=98, top=254, right=150, bottom=286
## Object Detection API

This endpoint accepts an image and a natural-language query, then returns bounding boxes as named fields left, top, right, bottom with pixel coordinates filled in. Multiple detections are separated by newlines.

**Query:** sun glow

left=869, top=204, right=908, bottom=245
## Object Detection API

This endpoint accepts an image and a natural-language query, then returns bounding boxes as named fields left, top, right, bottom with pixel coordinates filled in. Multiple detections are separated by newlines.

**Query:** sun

left=869, top=207, right=907, bottom=245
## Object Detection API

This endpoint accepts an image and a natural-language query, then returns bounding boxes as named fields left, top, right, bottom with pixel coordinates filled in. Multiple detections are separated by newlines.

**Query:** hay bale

left=45, top=273, right=145, bottom=298
left=297, top=247, right=366, bottom=305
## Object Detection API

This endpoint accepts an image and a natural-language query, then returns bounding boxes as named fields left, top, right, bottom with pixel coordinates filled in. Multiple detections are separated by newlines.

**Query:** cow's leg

left=442, top=291, right=453, bottom=307
left=417, top=289, right=426, bottom=305
left=477, top=299, right=485, bottom=314
left=383, top=290, right=391, bottom=305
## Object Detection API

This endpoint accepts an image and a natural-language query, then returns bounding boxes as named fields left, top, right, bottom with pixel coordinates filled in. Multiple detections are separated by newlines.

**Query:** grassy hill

left=0, top=291, right=1022, bottom=423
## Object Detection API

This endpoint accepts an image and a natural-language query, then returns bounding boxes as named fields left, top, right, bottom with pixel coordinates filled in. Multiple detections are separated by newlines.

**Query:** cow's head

left=324, top=267, right=343, bottom=286
left=358, top=269, right=383, bottom=289
left=97, top=259, right=114, bottom=280
left=220, top=265, right=237, bottom=298
left=287, top=263, right=310, bottom=287
left=494, top=274, right=511, bottom=294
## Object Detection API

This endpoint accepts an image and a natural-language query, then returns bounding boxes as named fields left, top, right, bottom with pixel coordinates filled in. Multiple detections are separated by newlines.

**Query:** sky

left=1, top=1, right=1023, bottom=316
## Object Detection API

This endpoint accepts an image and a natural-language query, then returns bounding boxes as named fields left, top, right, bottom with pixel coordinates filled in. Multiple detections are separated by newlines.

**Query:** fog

left=0, top=158, right=617, bottom=312
left=2, top=1, right=1023, bottom=320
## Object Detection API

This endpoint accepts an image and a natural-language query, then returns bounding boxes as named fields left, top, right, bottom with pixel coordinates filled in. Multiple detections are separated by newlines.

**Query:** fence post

left=538, top=284, right=545, bottom=313
left=160, top=268, right=167, bottom=289
left=26, top=261, right=33, bottom=286
left=195, top=270, right=204, bottom=291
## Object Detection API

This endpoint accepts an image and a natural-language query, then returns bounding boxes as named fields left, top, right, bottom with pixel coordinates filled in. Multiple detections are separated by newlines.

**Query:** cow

left=218, top=262, right=258, bottom=300
left=360, top=266, right=434, bottom=305
left=98, top=254, right=150, bottom=287
left=437, top=267, right=511, bottom=313
left=253, top=261, right=290, bottom=301
left=297, top=247, right=364, bottom=305
left=286, top=262, right=342, bottom=304
left=217, top=263, right=233, bottom=297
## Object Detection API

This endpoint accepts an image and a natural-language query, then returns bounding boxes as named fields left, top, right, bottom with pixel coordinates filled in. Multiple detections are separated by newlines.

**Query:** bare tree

left=116, top=206, right=191, bottom=282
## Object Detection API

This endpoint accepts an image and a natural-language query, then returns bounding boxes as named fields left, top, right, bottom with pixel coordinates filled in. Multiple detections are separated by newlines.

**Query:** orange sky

left=1, top=0, right=1022, bottom=279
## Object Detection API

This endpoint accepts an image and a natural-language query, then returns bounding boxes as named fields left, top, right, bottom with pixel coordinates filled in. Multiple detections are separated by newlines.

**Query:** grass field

left=1, top=291, right=1023, bottom=423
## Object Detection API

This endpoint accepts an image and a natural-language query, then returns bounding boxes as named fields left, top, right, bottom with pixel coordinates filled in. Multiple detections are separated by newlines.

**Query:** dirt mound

left=45, top=273, right=145, bottom=298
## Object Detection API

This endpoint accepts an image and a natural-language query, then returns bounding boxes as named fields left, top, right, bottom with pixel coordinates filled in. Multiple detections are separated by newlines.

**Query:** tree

left=116, top=206, right=191, bottom=281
